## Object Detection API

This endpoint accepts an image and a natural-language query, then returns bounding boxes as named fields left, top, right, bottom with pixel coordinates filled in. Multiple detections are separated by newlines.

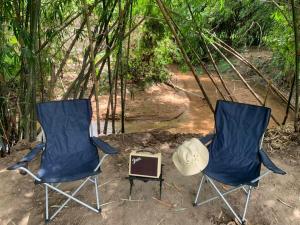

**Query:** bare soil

left=0, top=129, right=299, bottom=225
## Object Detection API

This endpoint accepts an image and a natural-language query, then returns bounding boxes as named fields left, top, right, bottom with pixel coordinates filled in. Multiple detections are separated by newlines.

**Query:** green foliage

left=263, top=5, right=294, bottom=80
left=154, top=37, right=181, bottom=65
left=127, top=3, right=181, bottom=88
left=128, top=57, right=169, bottom=89
left=0, top=37, right=20, bottom=81
left=0, top=0, right=298, bottom=143
left=128, top=37, right=180, bottom=88
left=162, top=0, right=294, bottom=82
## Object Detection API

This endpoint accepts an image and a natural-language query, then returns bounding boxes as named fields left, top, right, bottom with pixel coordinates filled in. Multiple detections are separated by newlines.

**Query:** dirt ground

left=0, top=129, right=299, bottom=225
left=0, top=65, right=299, bottom=225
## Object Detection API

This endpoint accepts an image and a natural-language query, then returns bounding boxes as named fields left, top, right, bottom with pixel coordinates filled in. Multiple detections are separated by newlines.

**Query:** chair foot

left=98, top=208, right=102, bottom=213
left=192, top=202, right=198, bottom=207
left=45, top=219, right=50, bottom=224
left=241, top=219, right=247, bottom=225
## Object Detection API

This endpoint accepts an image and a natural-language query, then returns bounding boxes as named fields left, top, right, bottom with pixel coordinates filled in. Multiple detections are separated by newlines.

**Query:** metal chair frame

left=16, top=150, right=109, bottom=222
left=193, top=134, right=272, bottom=224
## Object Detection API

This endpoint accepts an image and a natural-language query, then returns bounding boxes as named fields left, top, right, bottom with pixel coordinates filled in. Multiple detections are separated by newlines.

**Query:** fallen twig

left=173, top=207, right=186, bottom=212
left=277, top=198, right=293, bottom=208
left=165, top=82, right=205, bottom=99
left=98, top=178, right=119, bottom=188
left=152, top=197, right=175, bottom=208
left=164, top=182, right=182, bottom=194
left=121, top=198, right=144, bottom=202
left=51, top=205, right=68, bottom=208
left=218, top=210, right=223, bottom=219
left=157, top=218, right=164, bottom=225
left=99, top=201, right=117, bottom=207
left=172, top=182, right=182, bottom=192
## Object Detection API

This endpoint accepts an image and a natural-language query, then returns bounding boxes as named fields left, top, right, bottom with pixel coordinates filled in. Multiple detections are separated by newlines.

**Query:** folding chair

left=193, top=100, right=286, bottom=225
left=7, top=99, right=118, bottom=222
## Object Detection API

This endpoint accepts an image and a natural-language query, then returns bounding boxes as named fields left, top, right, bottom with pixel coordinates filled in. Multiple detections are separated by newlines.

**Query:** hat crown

left=172, top=138, right=209, bottom=176
left=178, top=140, right=200, bottom=164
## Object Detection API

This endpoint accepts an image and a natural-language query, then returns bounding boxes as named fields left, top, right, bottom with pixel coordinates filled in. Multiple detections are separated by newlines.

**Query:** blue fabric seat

left=36, top=100, right=100, bottom=183
left=203, top=101, right=270, bottom=186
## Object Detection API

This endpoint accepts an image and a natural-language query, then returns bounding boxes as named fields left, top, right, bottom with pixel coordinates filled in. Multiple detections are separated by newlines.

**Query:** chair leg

left=242, top=186, right=252, bottom=223
left=45, top=177, right=100, bottom=222
left=207, top=177, right=243, bottom=224
left=194, top=176, right=253, bottom=224
left=193, top=175, right=205, bottom=206
left=94, top=176, right=101, bottom=212
left=45, top=185, right=49, bottom=222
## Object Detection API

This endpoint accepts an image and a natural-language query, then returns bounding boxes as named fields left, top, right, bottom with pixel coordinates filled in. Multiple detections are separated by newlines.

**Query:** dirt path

left=168, top=64, right=291, bottom=129
left=166, top=65, right=215, bottom=134
left=120, top=64, right=290, bottom=135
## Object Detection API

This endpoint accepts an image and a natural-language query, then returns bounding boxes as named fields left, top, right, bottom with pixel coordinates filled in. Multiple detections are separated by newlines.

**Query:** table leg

left=129, top=178, right=134, bottom=200
left=159, top=179, right=163, bottom=200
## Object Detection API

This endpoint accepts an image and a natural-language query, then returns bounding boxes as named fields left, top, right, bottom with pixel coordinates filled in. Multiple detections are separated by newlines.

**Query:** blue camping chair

left=8, top=99, right=118, bottom=222
left=193, top=100, right=286, bottom=224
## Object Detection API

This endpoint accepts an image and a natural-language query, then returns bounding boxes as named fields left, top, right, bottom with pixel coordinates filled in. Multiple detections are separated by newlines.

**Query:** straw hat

left=172, top=138, right=209, bottom=176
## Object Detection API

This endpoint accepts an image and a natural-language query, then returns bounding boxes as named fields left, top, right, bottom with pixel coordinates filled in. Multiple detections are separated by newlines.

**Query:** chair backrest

left=210, top=100, right=271, bottom=167
left=36, top=99, right=99, bottom=180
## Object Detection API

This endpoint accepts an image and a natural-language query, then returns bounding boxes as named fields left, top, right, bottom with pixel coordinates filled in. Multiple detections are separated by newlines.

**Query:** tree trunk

left=292, top=0, right=300, bottom=131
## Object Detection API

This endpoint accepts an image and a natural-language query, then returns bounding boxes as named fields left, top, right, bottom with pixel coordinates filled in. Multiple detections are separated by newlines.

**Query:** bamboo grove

left=0, top=0, right=300, bottom=152
left=0, top=0, right=140, bottom=146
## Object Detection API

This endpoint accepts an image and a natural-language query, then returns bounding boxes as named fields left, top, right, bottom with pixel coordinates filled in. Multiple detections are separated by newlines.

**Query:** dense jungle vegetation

left=0, top=0, right=300, bottom=153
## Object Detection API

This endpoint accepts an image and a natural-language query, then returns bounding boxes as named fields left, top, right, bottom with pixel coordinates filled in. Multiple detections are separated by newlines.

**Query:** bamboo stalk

left=112, top=63, right=118, bottom=134
left=48, top=19, right=86, bottom=100
left=165, top=9, right=226, bottom=100
left=104, top=14, right=114, bottom=134
left=185, top=1, right=233, bottom=101
left=37, top=0, right=101, bottom=52
left=119, top=0, right=131, bottom=133
left=263, top=84, right=271, bottom=106
left=291, top=0, right=300, bottom=131
left=89, top=59, right=108, bottom=99
left=122, top=0, right=133, bottom=133
left=156, top=0, right=214, bottom=113
left=103, top=94, right=111, bottom=134
left=82, top=0, right=101, bottom=135
left=75, top=22, right=103, bottom=98
left=88, top=2, right=123, bottom=98
left=28, top=0, right=41, bottom=140
left=61, top=0, right=118, bottom=99
left=208, top=40, right=280, bottom=125
left=283, top=75, right=295, bottom=125
left=203, top=40, right=235, bottom=101
left=109, top=54, right=116, bottom=134
left=94, top=17, right=145, bottom=69
left=62, top=17, right=144, bottom=100
left=205, top=30, right=295, bottom=111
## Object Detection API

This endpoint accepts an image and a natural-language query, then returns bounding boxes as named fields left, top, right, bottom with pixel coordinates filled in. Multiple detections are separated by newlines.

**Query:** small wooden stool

left=126, top=165, right=164, bottom=200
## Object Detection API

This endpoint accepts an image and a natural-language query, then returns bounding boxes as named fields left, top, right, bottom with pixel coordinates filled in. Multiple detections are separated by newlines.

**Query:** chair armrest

left=7, top=161, right=28, bottom=171
left=199, top=133, right=215, bottom=146
left=259, top=149, right=286, bottom=175
left=91, top=137, right=119, bottom=155
left=7, top=143, right=45, bottom=171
